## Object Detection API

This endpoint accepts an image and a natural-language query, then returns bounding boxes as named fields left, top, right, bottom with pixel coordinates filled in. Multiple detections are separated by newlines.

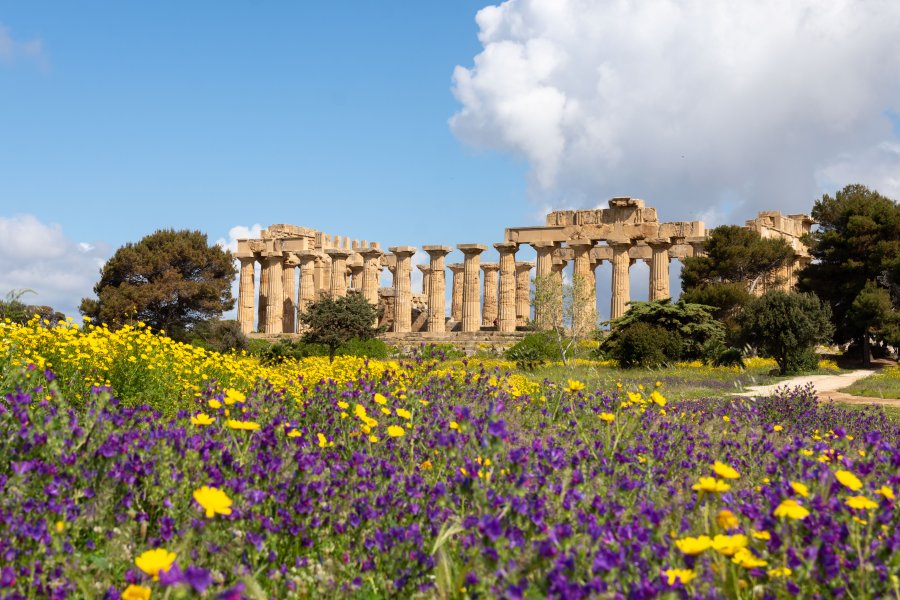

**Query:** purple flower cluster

left=0, top=367, right=898, bottom=598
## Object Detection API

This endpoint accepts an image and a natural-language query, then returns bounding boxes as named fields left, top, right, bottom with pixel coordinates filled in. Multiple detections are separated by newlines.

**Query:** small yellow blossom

left=395, top=408, right=411, bottom=419
left=875, top=486, right=895, bottom=500
left=208, top=399, right=222, bottom=409
left=693, top=476, right=731, bottom=494
left=675, top=535, right=712, bottom=555
left=751, top=530, right=771, bottom=540
left=337, top=401, right=349, bottom=410
left=317, top=433, right=333, bottom=448
left=650, top=391, right=666, bottom=407
left=732, top=547, right=767, bottom=568
left=566, top=379, right=585, bottom=393
left=419, top=459, right=432, bottom=470
left=354, top=404, right=367, bottom=419
left=373, top=393, right=387, bottom=405
left=225, top=420, right=259, bottom=431
left=287, top=430, right=301, bottom=438
left=193, top=486, right=233, bottom=518
left=711, top=534, right=748, bottom=556
left=190, top=413, right=214, bottom=426
left=368, top=435, right=379, bottom=443
left=135, top=548, right=176, bottom=580
left=387, top=425, right=405, bottom=437
left=716, top=509, right=740, bottom=531
left=845, top=495, right=878, bottom=510
left=449, top=421, right=459, bottom=430
left=835, top=470, right=863, bottom=491
left=711, top=461, right=740, bottom=479
left=121, top=585, right=152, bottom=600
left=663, top=568, right=696, bottom=585
left=767, top=567, right=792, bottom=578
left=599, top=412, right=615, bottom=422
left=773, top=425, right=783, bottom=432
left=790, top=481, right=810, bottom=498
left=223, top=389, right=245, bottom=405
left=774, top=499, right=809, bottom=520
left=723, top=416, right=731, bottom=423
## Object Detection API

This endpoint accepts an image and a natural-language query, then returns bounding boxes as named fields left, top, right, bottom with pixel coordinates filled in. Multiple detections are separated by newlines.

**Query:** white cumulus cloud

left=451, top=0, right=900, bottom=222
left=0, top=214, right=109, bottom=319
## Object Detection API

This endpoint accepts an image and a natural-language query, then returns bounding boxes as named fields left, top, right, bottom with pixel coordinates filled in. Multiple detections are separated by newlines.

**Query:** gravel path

left=734, top=369, right=900, bottom=408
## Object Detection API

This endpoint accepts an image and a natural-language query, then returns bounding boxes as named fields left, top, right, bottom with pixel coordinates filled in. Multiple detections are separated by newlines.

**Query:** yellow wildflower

left=121, top=585, right=152, bottom=600
left=845, top=495, right=878, bottom=510
left=723, top=415, right=731, bottom=423
left=135, top=548, right=176, bottom=580
left=711, top=534, right=748, bottom=556
left=774, top=499, right=809, bottom=520
left=675, top=535, right=712, bottom=555
left=193, top=486, right=233, bottom=518
left=354, top=404, right=367, bottom=419
left=768, top=566, right=792, bottom=578
left=374, top=393, right=387, bottom=405
left=711, top=461, right=740, bottom=479
left=395, top=408, right=411, bottom=419
left=875, top=486, right=895, bottom=500
left=790, top=481, right=810, bottom=498
left=317, top=433, right=333, bottom=448
left=566, top=379, right=585, bottom=393
left=835, top=470, right=863, bottom=491
left=716, top=509, right=740, bottom=531
left=732, top=547, right=767, bottom=569
left=751, top=530, right=771, bottom=540
left=368, top=435, right=379, bottom=443
left=208, top=399, right=222, bottom=409
left=693, top=476, right=731, bottom=494
left=387, top=425, right=405, bottom=438
left=337, top=401, right=349, bottom=410
left=773, top=424, right=783, bottom=432
left=223, top=388, right=245, bottom=405
left=649, top=391, right=666, bottom=407
left=190, top=413, right=214, bottom=426
left=449, top=421, right=459, bottom=430
left=225, top=420, right=259, bottom=431
left=287, top=430, right=301, bottom=438
left=419, top=459, right=432, bottom=470
left=599, top=412, right=615, bottom=422
left=663, top=568, right=695, bottom=585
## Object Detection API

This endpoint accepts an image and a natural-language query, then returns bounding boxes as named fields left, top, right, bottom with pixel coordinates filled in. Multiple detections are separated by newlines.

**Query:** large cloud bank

left=451, top=0, right=900, bottom=223
left=0, top=214, right=108, bottom=320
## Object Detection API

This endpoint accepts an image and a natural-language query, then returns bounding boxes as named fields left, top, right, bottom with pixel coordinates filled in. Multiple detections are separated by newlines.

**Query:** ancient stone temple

left=236, top=198, right=814, bottom=340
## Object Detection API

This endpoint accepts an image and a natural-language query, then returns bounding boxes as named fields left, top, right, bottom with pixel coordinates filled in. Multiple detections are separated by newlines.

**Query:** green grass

left=840, top=367, right=900, bottom=399
left=834, top=401, right=900, bottom=422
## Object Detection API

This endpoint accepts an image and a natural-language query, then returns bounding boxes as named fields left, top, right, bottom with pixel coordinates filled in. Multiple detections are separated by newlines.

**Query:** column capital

left=422, top=244, right=453, bottom=257
left=357, top=246, right=384, bottom=258
left=448, top=262, right=464, bottom=273
left=480, top=262, right=500, bottom=273
left=325, top=248, right=353, bottom=260
left=567, top=239, right=594, bottom=248
left=646, top=238, right=673, bottom=248
left=388, top=246, right=417, bottom=258
left=457, top=243, right=487, bottom=255
left=416, top=264, right=430, bottom=274
left=234, top=250, right=256, bottom=260
left=515, top=261, right=535, bottom=273
left=530, top=241, right=558, bottom=249
left=493, top=241, right=519, bottom=253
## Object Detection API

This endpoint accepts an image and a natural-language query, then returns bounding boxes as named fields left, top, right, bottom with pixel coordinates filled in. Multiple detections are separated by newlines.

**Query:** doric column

left=570, top=241, right=596, bottom=330
left=648, top=240, right=672, bottom=301
left=297, top=251, right=318, bottom=318
left=325, top=249, right=352, bottom=298
left=282, top=256, right=298, bottom=334
left=449, top=263, right=464, bottom=322
left=390, top=247, right=416, bottom=333
left=515, top=262, right=534, bottom=327
left=531, top=242, right=556, bottom=329
left=417, top=264, right=431, bottom=295
left=458, top=244, right=487, bottom=333
left=494, top=242, right=518, bottom=333
left=610, top=242, right=632, bottom=321
left=358, top=247, right=384, bottom=307
left=481, top=263, right=499, bottom=328
left=349, top=258, right=364, bottom=292
left=423, top=245, right=452, bottom=333
left=549, top=258, right=567, bottom=327
left=263, top=253, right=284, bottom=334
left=236, top=255, right=256, bottom=334
left=258, top=260, right=269, bottom=330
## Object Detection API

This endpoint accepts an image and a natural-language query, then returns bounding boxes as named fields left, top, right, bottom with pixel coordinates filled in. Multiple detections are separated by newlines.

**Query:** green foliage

left=189, top=319, right=249, bottom=354
left=599, top=299, right=725, bottom=362
left=415, top=343, right=465, bottom=361
left=846, top=280, right=898, bottom=365
left=299, top=291, right=381, bottom=361
left=506, top=345, right=546, bottom=372
left=505, top=331, right=564, bottom=362
left=739, top=291, right=833, bottom=375
left=0, top=289, right=65, bottom=326
left=334, top=337, right=391, bottom=359
left=257, top=339, right=328, bottom=365
left=605, top=322, right=682, bottom=368
left=799, top=184, right=900, bottom=351
left=531, top=273, right=596, bottom=366
left=79, top=229, right=236, bottom=338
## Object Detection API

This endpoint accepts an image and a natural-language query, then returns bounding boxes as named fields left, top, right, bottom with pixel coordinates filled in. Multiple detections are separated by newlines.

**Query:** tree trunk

left=862, top=334, right=871, bottom=367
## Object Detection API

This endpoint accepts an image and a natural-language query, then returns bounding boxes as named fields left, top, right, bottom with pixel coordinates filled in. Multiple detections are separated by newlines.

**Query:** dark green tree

left=79, top=229, right=236, bottom=338
left=798, top=184, right=900, bottom=355
left=681, top=226, right=794, bottom=341
left=846, top=280, right=895, bottom=366
left=739, top=291, right=833, bottom=375
left=299, top=291, right=381, bottom=362
left=597, top=299, right=725, bottom=367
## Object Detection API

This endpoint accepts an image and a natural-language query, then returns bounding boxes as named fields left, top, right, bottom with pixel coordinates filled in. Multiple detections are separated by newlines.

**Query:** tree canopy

left=299, top=291, right=381, bottom=362
left=798, top=184, right=900, bottom=350
left=79, top=229, right=236, bottom=337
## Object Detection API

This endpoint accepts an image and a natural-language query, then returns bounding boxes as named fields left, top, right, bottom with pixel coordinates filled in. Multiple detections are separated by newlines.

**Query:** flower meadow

left=2, top=321, right=900, bottom=598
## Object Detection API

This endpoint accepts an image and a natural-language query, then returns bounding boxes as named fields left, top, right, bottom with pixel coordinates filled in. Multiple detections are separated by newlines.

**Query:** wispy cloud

left=0, top=22, right=47, bottom=68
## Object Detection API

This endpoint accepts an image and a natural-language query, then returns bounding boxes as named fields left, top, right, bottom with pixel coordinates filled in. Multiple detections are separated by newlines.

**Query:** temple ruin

left=235, top=198, right=814, bottom=340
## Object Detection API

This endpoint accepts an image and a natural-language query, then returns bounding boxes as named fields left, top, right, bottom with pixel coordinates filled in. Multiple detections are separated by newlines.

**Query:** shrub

left=334, top=337, right=392, bottom=359
left=190, top=319, right=249, bottom=354
left=414, top=343, right=465, bottom=361
left=504, top=331, right=563, bottom=362
left=605, top=322, right=682, bottom=368
left=506, top=345, right=545, bottom=372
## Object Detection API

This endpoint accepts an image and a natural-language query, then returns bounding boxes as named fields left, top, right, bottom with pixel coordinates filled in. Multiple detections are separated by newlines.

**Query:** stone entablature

left=239, top=198, right=814, bottom=336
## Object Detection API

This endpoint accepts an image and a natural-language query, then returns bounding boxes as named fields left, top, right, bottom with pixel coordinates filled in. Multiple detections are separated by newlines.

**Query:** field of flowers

left=2, top=319, right=900, bottom=598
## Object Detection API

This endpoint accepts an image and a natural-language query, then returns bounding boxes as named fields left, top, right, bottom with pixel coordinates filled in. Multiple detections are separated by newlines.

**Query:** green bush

left=189, top=319, right=249, bottom=354
left=605, top=322, right=682, bottom=368
left=334, top=337, right=392, bottom=359
left=504, top=331, right=563, bottom=362
left=415, top=343, right=465, bottom=361
left=506, top=345, right=545, bottom=372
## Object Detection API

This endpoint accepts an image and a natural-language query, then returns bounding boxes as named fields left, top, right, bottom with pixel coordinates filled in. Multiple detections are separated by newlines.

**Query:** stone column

left=549, top=258, right=567, bottom=327
left=494, top=242, right=518, bottom=333
left=417, top=264, right=431, bottom=295
left=258, top=260, right=269, bottom=330
left=390, top=247, right=416, bottom=333
left=423, top=245, right=452, bottom=333
left=358, top=247, right=384, bottom=307
left=349, top=259, right=364, bottom=292
left=531, top=242, right=556, bottom=330
left=449, top=263, right=464, bottom=322
left=297, top=251, right=318, bottom=318
left=648, top=240, right=672, bottom=301
left=458, top=245, right=487, bottom=333
left=610, top=242, right=632, bottom=321
left=570, top=241, right=596, bottom=331
left=236, top=255, right=256, bottom=334
left=515, top=262, right=534, bottom=327
left=481, top=263, right=499, bottom=328
left=325, top=249, right=352, bottom=298
left=263, top=253, right=284, bottom=334
left=282, top=256, right=298, bottom=334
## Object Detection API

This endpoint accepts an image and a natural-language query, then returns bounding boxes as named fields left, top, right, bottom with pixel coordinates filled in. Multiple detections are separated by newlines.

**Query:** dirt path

left=735, top=369, right=900, bottom=408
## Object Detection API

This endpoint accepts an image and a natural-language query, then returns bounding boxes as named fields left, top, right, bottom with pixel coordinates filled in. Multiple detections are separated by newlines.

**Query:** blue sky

left=3, top=1, right=900, bottom=319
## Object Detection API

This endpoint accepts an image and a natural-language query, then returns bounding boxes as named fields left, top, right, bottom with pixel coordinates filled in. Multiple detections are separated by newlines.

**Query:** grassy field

left=840, top=365, right=900, bottom=399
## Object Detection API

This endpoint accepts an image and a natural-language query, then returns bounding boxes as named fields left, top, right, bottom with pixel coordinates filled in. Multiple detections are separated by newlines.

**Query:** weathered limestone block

left=263, top=253, right=284, bottom=334
left=610, top=242, right=631, bottom=320
left=325, top=249, right=352, bottom=298
left=448, top=263, right=464, bottom=323
left=236, top=255, right=256, bottom=334
left=390, top=247, right=416, bottom=333
left=458, top=244, right=487, bottom=333
left=494, top=242, right=518, bottom=333
left=481, top=262, right=499, bottom=328
left=423, top=245, right=452, bottom=333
